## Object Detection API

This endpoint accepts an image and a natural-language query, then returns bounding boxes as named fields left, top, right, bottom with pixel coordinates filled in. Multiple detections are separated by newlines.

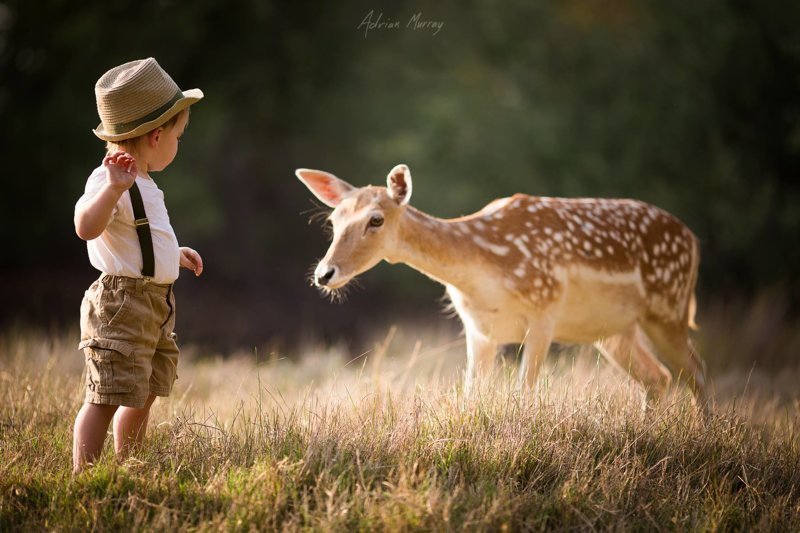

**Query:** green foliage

left=1, top=0, right=799, bottom=342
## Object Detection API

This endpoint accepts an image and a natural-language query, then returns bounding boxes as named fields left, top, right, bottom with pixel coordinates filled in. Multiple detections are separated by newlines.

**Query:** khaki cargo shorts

left=79, top=274, right=179, bottom=408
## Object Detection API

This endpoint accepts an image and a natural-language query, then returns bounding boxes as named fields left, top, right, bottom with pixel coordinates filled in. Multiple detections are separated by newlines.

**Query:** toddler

left=73, top=57, right=204, bottom=472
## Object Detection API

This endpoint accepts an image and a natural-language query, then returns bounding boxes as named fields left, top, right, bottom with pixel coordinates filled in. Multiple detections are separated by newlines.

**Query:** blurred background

left=1, top=0, right=799, bottom=367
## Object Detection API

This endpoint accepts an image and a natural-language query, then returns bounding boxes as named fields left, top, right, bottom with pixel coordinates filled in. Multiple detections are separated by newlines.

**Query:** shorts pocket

left=79, top=338, right=135, bottom=394
left=99, top=289, right=132, bottom=327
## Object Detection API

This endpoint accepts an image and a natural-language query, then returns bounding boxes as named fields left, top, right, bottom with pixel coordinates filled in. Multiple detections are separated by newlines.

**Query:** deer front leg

left=519, top=322, right=554, bottom=390
left=464, top=326, right=496, bottom=395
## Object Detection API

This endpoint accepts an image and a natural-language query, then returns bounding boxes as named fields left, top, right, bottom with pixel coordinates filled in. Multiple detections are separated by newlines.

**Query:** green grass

left=1, top=326, right=798, bottom=531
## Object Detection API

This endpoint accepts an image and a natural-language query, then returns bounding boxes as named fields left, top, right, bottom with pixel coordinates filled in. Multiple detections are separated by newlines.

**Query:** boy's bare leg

left=73, top=402, right=119, bottom=473
left=113, top=394, right=157, bottom=459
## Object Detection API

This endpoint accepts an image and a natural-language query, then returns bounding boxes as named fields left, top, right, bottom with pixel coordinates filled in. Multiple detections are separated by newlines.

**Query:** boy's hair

left=105, top=108, right=189, bottom=155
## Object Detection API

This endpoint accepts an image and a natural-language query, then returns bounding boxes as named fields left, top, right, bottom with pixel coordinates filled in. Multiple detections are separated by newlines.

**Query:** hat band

left=104, top=90, right=184, bottom=135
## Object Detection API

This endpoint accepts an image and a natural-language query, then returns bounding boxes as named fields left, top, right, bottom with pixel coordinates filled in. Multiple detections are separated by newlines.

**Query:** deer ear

left=387, top=164, right=412, bottom=205
left=296, top=169, right=355, bottom=208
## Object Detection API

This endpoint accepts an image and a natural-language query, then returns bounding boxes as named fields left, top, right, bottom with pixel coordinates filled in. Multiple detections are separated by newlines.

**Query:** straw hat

left=93, top=57, right=203, bottom=141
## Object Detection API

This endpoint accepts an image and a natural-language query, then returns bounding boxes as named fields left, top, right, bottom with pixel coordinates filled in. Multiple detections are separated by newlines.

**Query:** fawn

left=298, top=164, right=707, bottom=407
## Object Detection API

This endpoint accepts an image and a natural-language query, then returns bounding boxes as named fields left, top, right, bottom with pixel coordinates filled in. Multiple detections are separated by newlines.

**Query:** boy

left=73, top=58, right=204, bottom=473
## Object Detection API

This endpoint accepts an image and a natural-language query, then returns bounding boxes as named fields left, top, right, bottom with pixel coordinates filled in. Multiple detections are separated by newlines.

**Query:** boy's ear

left=147, top=127, right=162, bottom=147
left=296, top=169, right=355, bottom=208
left=387, top=164, right=412, bottom=205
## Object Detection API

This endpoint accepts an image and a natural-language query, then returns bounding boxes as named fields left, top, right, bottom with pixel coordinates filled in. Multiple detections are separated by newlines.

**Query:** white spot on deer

left=606, top=245, right=614, bottom=255
left=583, top=241, right=592, bottom=251
left=535, top=241, right=549, bottom=255
left=514, top=266, right=525, bottom=278
left=554, top=232, right=564, bottom=242
left=670, top=279, right=680, bottom=296
left=473, top=235, right=509, bottom=256
left=594, top=248, right=603, bottom=258
left=474, top=220, right=486, bottom=231
left=652, top=244, right=660, bottom=256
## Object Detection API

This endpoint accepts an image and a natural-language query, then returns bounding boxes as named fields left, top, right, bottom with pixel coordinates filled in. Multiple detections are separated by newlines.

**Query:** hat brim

left=93, top=88, right=204, bottom=142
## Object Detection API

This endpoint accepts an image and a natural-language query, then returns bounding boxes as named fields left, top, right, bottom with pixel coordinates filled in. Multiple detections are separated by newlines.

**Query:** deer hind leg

left=640, top=318, right=708, bottom=408
left=595, top=325, right=672, bottom=405
left=464, top=327, right=497, bottom=395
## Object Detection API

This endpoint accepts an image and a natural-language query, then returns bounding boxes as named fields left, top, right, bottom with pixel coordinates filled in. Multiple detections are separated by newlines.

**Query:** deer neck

left=387, top=206, right=481, bottom=289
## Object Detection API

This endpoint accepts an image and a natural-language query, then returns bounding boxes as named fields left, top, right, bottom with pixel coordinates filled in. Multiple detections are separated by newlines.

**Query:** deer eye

left=369, top=214, right=384, bottom=228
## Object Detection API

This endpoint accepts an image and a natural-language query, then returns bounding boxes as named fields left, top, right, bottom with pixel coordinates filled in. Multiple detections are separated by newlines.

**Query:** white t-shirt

left=76, top=165, right=181, bottom=284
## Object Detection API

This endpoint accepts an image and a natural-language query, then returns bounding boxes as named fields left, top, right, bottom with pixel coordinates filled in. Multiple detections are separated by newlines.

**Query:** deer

left=297, top=164, right=708, bottom=408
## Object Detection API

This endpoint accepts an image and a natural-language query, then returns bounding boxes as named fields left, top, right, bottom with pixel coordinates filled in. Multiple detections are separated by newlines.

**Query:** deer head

left=297, top=164, right=413, bottom=293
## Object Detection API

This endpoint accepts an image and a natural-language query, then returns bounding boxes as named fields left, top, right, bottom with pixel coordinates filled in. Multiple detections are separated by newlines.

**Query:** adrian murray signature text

left=357, top=10, right=444, bottom=38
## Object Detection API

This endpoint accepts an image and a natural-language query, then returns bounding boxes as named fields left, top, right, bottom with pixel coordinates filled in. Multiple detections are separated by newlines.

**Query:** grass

left=1, top=324, right=799, bottom=531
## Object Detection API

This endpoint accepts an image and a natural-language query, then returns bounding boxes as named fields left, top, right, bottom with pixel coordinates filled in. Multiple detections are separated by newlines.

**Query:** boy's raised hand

left=103, top=151, right=137, bottom=192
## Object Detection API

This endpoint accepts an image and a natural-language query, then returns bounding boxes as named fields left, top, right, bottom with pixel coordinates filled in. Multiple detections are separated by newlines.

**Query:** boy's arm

left=75, top=152, right=138, bottom=241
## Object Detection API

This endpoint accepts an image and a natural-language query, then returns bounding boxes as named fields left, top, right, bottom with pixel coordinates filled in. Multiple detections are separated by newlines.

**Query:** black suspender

left=128, top=181, right=155, bottom=279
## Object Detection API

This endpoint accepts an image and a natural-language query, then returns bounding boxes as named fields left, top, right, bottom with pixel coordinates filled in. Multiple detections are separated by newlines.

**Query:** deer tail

left=687, top=233, right=700, bottom=331
left=688, top=293, right=699, bottom=331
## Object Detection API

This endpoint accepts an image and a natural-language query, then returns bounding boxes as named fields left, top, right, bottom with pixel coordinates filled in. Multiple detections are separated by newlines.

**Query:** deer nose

left=315, top=266, right=336, bottom=286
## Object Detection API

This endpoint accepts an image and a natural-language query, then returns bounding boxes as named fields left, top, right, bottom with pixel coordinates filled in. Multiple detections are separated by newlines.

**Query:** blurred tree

left=0, top=0, right=798, bottom=348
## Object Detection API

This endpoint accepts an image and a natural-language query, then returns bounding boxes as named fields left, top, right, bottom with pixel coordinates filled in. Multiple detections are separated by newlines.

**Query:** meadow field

left=1, top=310, right=799, bottom=531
